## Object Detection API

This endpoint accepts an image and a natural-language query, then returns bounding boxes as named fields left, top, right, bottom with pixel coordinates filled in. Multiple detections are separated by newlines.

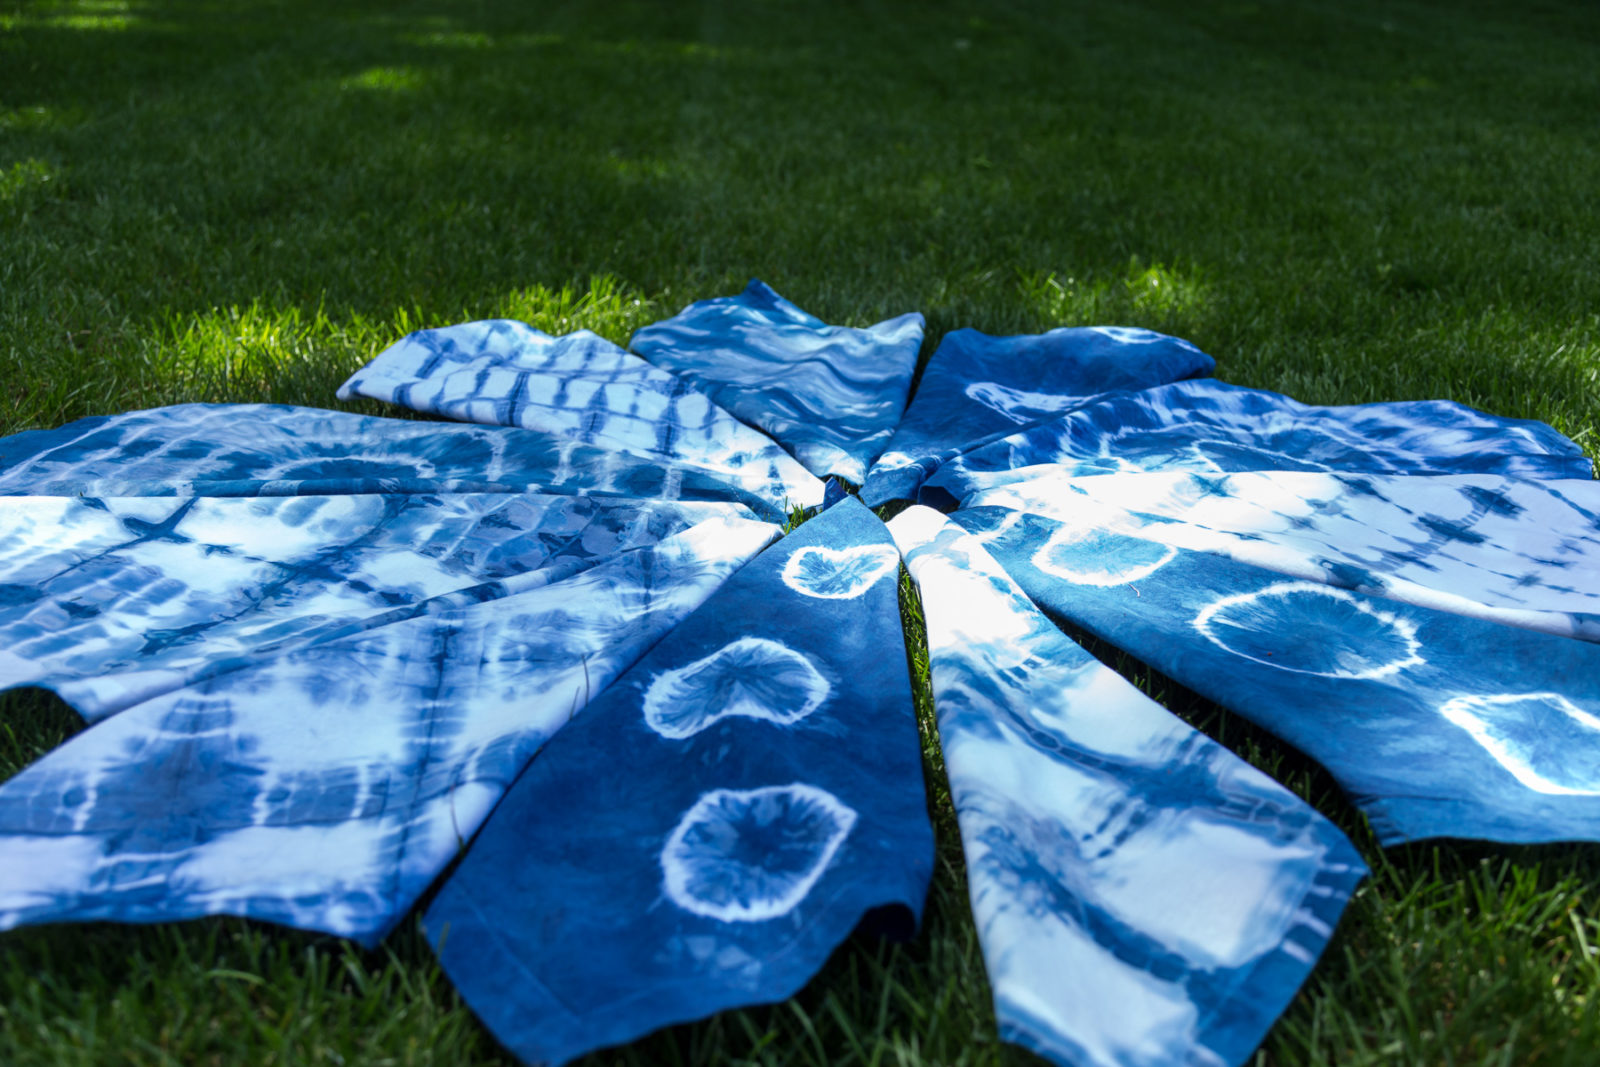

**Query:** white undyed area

left=660, top=783, right=857, bottom=923
left=1193, top=582, right=1424, bottom=680
left=642, top=637, right=830, bottom=739
left=1440, top=693, right=1600, bottom=795
left=171, top=821, right=385, bottom=937
left=1082, top=815, right=1321, bottom=969
left=780, top=544, right=900, bottom=599
left=964, top=382, right=1083, bottom=425
left=0, top=834, right=104, bottom=912
left=1088, top=326, right=1197, bottom=350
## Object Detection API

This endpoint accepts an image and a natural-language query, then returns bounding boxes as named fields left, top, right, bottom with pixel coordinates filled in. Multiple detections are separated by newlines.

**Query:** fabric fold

left=629, top=279, right=924, bottom=483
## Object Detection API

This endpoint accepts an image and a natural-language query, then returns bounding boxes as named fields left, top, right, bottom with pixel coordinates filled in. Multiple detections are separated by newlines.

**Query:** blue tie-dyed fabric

left=335, top=319, right=825, bottom=513
left=0, top=488, right=778, bottom=942
left=3, top=302, right=1597, bottom=1067
left=890, top=507, right=1365, bottom=1067
left=953, top=494, right=1600, bottom=846
left=629, top=280, right=925, bottom=484
left=425, top=497, right=931, bottom=1066
left=858, top=326, right=1216, bottom=506
left=919, top=378, right=1594, bottom=509
left=964, top=470, right=1600, bottom=643
left=0, top=402, right=798, bottom=521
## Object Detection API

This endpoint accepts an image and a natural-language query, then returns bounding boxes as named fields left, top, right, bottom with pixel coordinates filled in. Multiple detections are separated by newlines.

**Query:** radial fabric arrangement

left=2, top=280, right=1599, bottom=1067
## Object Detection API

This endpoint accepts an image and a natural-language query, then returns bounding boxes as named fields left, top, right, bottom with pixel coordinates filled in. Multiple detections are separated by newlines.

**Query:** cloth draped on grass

left=629, top=279, right=925, bottom=484
left=890, top=507, right=1365, bottom=1067
left=1, top=278, right=1597, bottom=1067
left=428, top=497, right=931, bottom=1067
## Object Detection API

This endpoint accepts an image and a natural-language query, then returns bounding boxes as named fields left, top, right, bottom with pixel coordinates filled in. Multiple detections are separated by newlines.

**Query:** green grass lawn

left=2, top=0, right=1599, bottom=1062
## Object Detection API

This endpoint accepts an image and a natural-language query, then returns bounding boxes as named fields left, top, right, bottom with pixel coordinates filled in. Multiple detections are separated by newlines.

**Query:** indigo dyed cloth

left=426, top=498, right=932, bottom=1065
left=965, top=470, right=1600, bottom=643
left=859, top=326, right=1215, bottom=506
left=630, top=280, right=925, bottom=483
left=0, top=402, right=796, bottom=520
left=890, top=507, right=1365, bottom=1067
left=920, top=378, right=1594, bottom=508
left=336, top=320, right=825, bottom=513
left=0, top=493, right=778, bottom=942
left=953, top=499, right=1600, bottom=846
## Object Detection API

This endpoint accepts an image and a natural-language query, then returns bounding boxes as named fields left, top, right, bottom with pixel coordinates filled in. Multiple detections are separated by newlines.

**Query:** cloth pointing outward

left=891, top=507, right=1364, bottom=1067
left=427, top=497, right=932, bottom=1066
left=630, top=279, right=925, bottom=484
left=1, top=276, right=1596, bottom=1066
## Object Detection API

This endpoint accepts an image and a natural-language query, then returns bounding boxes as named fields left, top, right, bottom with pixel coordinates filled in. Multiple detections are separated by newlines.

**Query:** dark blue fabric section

left=425, top=498, right=932, bottom=1065
left=859, top=326, right=1215, bottom=506
left=630, top=280, right=924, bottom=483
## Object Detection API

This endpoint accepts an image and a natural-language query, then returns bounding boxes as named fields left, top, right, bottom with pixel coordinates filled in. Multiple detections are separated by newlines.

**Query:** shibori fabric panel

left=858, top=326, right=1215, bottom=507
left=0, top=513, right=779, bottom=944
left=952, top=502, right=1600, bottom=846
left=963, top=471, right=1600, bottom=643
left=0, top=492, right=766, bottom=721
left=628, top=280, right=925, bottom=484
left=888, top=506, right=1364, bottom=1067
left=0, top=404, right=799, bottom=520
left=425, top=498, right=932, bottom=1066
left=335, top=320, right=825, bottom=512
left=919, top=378, right=1595, bottom=508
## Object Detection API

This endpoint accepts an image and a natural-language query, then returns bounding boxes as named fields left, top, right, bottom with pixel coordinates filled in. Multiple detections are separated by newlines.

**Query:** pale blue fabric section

left=426, top=499, right=932, bottom=1065
left=336, top=320, right=825, bottom=512
left=859, top=326, right=1215, bottom=506
left=0, top=513, right=779, bottom=944
left=890, top=507, right=1364, bottom=1067
left=0, top=492, right=766, bottom=721
left=0, top=403, right=793, bottom=520
left=953, top=498, right=1600, bottom=846
left=964, top=470, right=1600, bottom=643
left=629, top=280, right=925, bottom=483
left=921, top=379, right=1594, bottom=508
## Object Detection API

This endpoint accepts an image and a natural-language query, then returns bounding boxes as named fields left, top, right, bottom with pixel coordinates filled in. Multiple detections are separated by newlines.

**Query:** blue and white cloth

left=918, top=378, right=1593, bottom=508
left=859, top=325, right=1216, bottom=506
left=630, top=280, right=925, bottom=483
left=953, top=492, right=1600, bottom=845
left=890, top=507, right=1365, bottom=1067
left=427, top=497, right=931, bottom=1066
left=0, top=491, right=775, bottom=941
left=2, top=283, right=1597, bottom=1067
left=336, top=320, right=825, bottom=514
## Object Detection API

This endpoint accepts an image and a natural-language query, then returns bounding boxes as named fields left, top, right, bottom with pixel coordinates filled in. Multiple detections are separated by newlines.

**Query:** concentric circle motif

left=1193, top=581, right=1423, bottom=679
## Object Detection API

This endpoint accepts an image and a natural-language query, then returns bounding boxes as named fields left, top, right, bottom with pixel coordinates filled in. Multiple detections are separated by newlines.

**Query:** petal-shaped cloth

left=425, top=498, right=932, bottom=1065
left=629, top=279, right=925, bottom=483
left=890, top=507, right=1365, bottom=1067
left=0, top=403, right=799, bottom=520
left=919, top=378, right=1593, bottom=508
left=0, top=509, right=778, bottom=943
left=954, top=499, right=1600, bottom=845
left=859, top=326, right=1216, bottom=506
left=336, top=320, right=825, bottom=513
left=965, top=470, right=1600, bottom=642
